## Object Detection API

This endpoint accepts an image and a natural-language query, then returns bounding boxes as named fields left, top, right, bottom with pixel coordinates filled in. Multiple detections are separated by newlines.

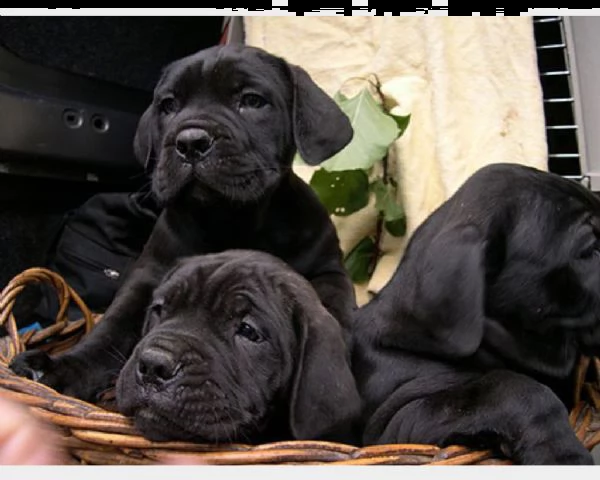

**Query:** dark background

left=0, top=16, right=224, bottom=289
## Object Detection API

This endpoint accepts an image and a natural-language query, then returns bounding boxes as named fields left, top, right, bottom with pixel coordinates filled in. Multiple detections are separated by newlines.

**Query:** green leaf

left=320, top=88, right=400, bottom=172
left=344, top=236, right=376, bottom=284
left=371, top=179, right=388, bottom=209
left=381, top=195, right=404, bottom=222
left=390, top=113, right=411, bottom=137
left=334, top=90, right=348, bottom=103
left=309, top=168, right=369, bottom=216
left=371, top=179, right=407, bottom=237
left=385, top=217, right=406, bottom=237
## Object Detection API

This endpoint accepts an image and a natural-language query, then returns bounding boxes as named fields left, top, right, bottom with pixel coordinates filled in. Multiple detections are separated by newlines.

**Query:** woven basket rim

left=0, top=267, right=599, bottom=465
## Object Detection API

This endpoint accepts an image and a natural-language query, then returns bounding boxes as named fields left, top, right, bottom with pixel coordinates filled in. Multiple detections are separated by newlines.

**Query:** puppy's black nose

left=175, top=128, right=214, bottom=161
left=136, top=348, right=180, bottom=385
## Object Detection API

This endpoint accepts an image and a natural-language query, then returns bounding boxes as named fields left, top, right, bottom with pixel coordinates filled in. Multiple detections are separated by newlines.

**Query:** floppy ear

left=417, top=227, right=487, bottom=357
left=289, top=300, right=361, bottom=441
left=289, top=65, right=354, bottom=165
left=133, top=106, right=158, bottom=173
left=379, top=225, right=488, bottom=359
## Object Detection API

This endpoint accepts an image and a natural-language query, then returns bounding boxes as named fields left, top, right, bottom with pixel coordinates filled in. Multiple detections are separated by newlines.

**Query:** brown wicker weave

left=0, top=267, right=599, bottom=465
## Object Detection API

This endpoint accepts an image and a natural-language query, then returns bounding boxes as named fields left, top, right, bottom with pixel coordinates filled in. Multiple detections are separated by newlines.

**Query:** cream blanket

left=244, top=17, right=548, bottom=305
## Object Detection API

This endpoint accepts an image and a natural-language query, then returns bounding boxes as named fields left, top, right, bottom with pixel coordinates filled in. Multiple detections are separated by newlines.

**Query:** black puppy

left=353, top=163, right=599, bottom=464
left=116, top=250, right=360, bottom=443
left=11, top=44, right=355, bottom=403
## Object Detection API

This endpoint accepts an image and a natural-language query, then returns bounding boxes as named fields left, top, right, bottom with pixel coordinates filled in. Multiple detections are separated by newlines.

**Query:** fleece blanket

left=244, top=17, right=548, bottom=305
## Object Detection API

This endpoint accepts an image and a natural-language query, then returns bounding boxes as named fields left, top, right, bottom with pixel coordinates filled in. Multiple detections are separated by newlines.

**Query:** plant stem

left=368, top=76, right=391, bottom=278
left=369, top=209, right=385, bottom=278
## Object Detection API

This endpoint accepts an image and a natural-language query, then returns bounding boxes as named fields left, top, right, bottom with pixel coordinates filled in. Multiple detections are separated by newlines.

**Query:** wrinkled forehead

left=154, top=254, right=296, bottom=309
left=203, top=258, right=297, bottom=302
left=152, top=259, right=297, bottom=338
left=156, top=45, right=290, bottom=97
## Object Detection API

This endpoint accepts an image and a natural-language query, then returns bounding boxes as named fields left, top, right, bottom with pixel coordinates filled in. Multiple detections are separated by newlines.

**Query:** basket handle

left=0, top=268, right=95, bottom=356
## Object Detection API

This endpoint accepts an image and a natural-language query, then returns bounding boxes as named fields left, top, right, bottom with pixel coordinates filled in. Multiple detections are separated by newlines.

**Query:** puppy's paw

left=516, top=439, right=594, bottom=465
left=9, top=350, right=100, bottom=402
left=9, top=350, right=54, bottom=382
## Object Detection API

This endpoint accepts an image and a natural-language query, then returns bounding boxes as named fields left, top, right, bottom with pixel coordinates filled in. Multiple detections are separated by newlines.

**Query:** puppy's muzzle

left=136, top=346, right=182, bottom=387
left=175, top=127, right=215, bottom=163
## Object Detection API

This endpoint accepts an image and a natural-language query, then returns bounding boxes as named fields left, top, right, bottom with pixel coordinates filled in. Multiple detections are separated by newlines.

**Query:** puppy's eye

left=579, top=240, right=600, bottom=259
left=239, top=93, right=267, bottom=110
left=149, top=301, right=164, bottom=317
left=158, top=96, right=178, bottom=115
left=236, top=321, right=263, bottom=343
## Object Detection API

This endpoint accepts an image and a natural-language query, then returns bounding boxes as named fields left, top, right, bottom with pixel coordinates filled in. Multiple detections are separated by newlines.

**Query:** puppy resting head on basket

left=115, top=249, right=361, bottom=444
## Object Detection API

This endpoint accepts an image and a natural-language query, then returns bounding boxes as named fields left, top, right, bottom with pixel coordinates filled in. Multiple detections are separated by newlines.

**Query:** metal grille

left=533, top=16, right=585, bottom=184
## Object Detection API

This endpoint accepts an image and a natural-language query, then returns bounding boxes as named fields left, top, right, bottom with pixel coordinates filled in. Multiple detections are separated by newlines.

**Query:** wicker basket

left=1, top=268, right=599, bottom=465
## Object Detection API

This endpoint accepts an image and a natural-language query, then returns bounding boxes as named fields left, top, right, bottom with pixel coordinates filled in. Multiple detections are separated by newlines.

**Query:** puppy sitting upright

left=11, top=45, right=356, bottom=403
left=116, top=250, right=360, bottom=443
left=353, top=163, right=600, bottom=464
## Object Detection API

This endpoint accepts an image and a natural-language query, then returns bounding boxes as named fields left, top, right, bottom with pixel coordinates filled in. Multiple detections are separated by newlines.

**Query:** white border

left=0, top=8, right=599, bottom=16
left=3, top=465, right=598, bottom=480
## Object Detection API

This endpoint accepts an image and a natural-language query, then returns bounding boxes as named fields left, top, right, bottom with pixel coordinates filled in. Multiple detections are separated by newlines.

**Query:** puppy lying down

left=353, top=163, right=600, bottom=464
left=116, top=250, right=361, bottom=444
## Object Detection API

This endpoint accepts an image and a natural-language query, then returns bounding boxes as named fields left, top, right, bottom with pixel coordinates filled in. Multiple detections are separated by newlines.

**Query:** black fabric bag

left=31, top=189, right=161, bottom=328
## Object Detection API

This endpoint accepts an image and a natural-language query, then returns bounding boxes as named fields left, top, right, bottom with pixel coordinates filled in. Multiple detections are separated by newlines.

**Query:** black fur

left=116, top=250, right=360, bottom=444
left=10, top=45, right=356, bottom=404
left=353, top=163, right=599, bottom=465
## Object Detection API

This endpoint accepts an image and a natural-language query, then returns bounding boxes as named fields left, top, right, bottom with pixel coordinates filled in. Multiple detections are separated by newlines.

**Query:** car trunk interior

left=0, top=17, right=224, bottom=319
